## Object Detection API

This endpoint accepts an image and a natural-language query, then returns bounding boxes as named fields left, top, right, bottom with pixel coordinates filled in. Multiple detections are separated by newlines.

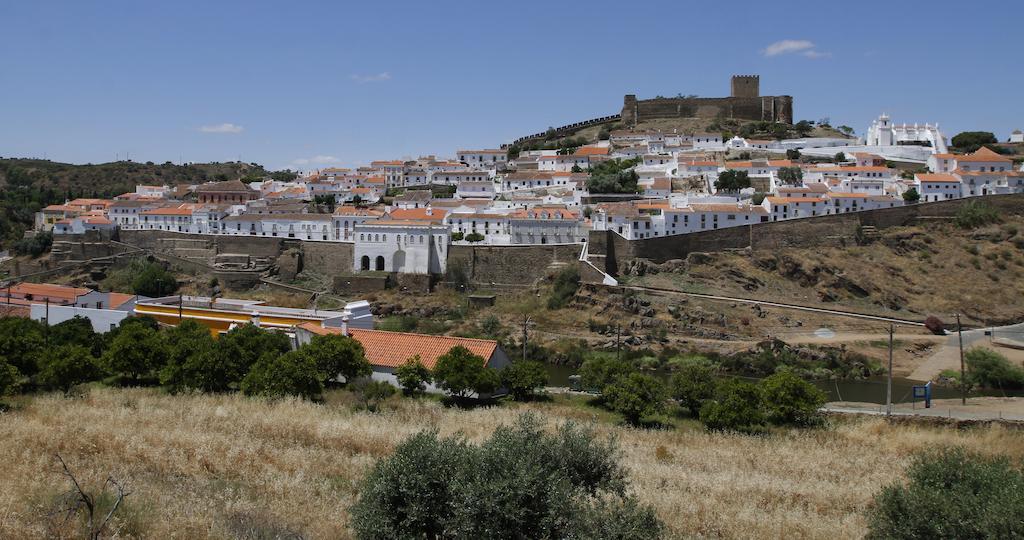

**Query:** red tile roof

left=298, top=323, right=499, bottom=369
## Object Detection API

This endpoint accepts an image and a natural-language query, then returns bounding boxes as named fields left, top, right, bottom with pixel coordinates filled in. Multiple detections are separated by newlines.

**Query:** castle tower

left=730, top=75, right=759, bottom=98
left=621, top=94, right=638, bottom=127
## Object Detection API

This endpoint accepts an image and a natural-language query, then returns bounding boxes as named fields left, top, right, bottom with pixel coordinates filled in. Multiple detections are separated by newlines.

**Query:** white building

left=353, top=220, right=449, bottom=274
left=457, top=149, right=506, bottom=169
left=914, top=173, right=962, bottom=202
left=866, top=113, right=948, bottom=153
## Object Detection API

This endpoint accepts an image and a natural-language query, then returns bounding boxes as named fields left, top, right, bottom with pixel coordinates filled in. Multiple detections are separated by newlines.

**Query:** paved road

left=908, top=322, right=1024, bottom=381
left=824, top=405, right=1024, bottom=422
left=615, top=284, right=927, bottom=326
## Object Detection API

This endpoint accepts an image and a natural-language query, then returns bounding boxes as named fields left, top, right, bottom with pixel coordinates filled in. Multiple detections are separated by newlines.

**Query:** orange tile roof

left=954, top=147, right=1011, bottom=163
left=574, top=146, right=610, bottom=156
left=690, top=203, right=768, bottom=213
left=8, top=282, right=91, bottom=303
left=299, top=323, right=499, bottom=369
left=825, top=192, right=871, bottom=198
left=141, top=206, right=194, bottom=216
left=916, top=173, right=960, bottom=183
left=389, top=208, right=449, bottom=221
left=334, top=206, right=384, bottom=216
left=765, top=197, right=826, bottom=204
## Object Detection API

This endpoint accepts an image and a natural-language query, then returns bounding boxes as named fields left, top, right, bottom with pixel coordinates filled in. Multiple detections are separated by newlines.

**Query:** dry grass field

left=3, top=388, right=1024, bottom=539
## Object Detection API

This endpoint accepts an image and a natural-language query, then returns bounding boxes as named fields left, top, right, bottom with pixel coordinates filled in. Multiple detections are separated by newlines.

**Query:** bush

left=432, top=346, right=499, bottom=398
left=902, top=187, right=920, bottom=203
left=298, top=333, right=372, bottom=385
left=670, top=364, right=716, bottom=416
left=37, top=345, right=103, bottom=393
left=547, top=266, right=580, bottom=309
left=351, top=379, right=395, bottom=412
left=760, top=370, right=826, bottom=427
left=714, top=170, right=751, bottom=193
left=450, top=231, right=464, bottom=241
left=578, top=356, right=632, bottom=392
left=0, top=317, right=46, bottom=376
left=500, top=361, right=548, bottom=401
left=394, top=356, right=432, bottom=396
left=699, top=378, right=765, bottom=433
left=0, top=357, right=21, bottom=397
left=777, top=166, right=803, bottom=185
left=465, top=232, right=485, bottom=243
left=131, top=261, right=179, bottom=297
left=603, top=372, right=667, bottom=425
left=955, top=200, right=1001, bottom=229
left=102, top=323, right=168, bottom=382
left=241, top=351, right=323, bottom=400
left=866, top=448, right=1024, bottom=539
left=14, top=231, right=53, bottom=258
left=966, top=348, right=1024, bottom=390
left=349, top=414, right=661, bottom=540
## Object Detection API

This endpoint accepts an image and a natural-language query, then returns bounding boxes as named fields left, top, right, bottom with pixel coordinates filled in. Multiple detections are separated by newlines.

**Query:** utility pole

left=521, top=315, right=532, bottom=362
left=178, top=294, right=183, bottom=322
left=616, top=324, right=622, bottom=361
left=886, top=323, right=894, bottom=416
left=957, top=313, right=966, bottom=405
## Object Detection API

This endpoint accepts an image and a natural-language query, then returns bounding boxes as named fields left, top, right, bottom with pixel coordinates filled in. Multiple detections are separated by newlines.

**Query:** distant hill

left=0, top=158, right=280, bottom=249
left=0, top=158, right=273, bottom=198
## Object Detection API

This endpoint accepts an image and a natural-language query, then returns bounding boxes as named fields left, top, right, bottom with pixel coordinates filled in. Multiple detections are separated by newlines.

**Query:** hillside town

left=34, top=113, right=1024, bottom=275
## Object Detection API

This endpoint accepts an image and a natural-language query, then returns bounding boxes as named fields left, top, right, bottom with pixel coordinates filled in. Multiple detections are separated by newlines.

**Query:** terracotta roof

left=299, top=324, right=499, bottom=369
left=825, top=192, right=871, bottom=198
left=574, top=146, right=610, bottom=156
left=389, top=208, right=449, bottom=221
left=915, top=173, right=960, bottom=183
left=690, top=203, right=768, bottom=214
left=954, top=147, right=1011, bottom=163
left=8, top=283, right=91, bottom=303
left=334, top=206, right=385, bottom=216
left=765, top=197, right=826, bottom=204
left=141, top=206, right=194, bottom=216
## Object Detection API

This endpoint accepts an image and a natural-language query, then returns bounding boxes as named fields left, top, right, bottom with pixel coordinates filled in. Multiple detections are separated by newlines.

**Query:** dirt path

left=828, top=396, right=1024, bottom=422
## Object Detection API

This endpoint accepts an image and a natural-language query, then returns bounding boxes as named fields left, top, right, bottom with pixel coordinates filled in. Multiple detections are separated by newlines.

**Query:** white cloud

left=761, top=39, right=828, bottom=58
left=351, top=72, right=391, bottom=84
left=198, top=123, right=244, bottom=134
left=292, top=155, right=340, bottom=166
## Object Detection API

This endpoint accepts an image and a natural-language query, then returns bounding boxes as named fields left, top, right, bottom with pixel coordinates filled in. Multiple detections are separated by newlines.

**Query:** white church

left=865, top=113, right=948, bottom=154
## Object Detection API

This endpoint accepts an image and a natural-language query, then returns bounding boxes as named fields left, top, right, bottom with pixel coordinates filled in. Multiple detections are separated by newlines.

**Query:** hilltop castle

left=621, top=75, right=793, bottom=127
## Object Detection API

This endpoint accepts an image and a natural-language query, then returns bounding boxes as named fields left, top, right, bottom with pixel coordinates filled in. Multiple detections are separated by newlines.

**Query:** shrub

left=465, top=232, right=485, bottom=243
left=349, top=414, right=660, bottom=539
left=102, top=323, right=168, bottom=382
left=131, top=261, right=178, bottom=297
left=699, top=378, right=765, bottom=433
left=0, top=357, right=20, bottom=397
left=394, top=356, right=432, bottom=396
left=670, top=363, right=716, bottom=416
left=298, top=333, right=372, bottom=385
left=432, top=346, right=499, bottom=398
left=159, top=319, right=217, bottom=392
left=0, top=316, right=46, bottom=376
left=450, top=231, right=464, bottom=241
left=13, top=231, right=53, bottom=257
left=578, top=356, right=632, bottom=392
left=351, top=379, right=395, bottom=412
left=37, top=345, right=103, bottom=393
left=966, top=348, right=1024, bottom=390
left=603, top=372, right=667, bottom=425
left=759, top=370, right=826, bottom=427
left=241, top=351, right=323, bottom=400
left=902, top=187, right=920, bottom=203
left=500, top=361, right=548, bottom=401
left=865, top=448, right=1024, bottom=539
left=955, top=201, right=1001, bottom=229
left=547, top=266, right=580, bottom=309
left=777, top=166, right=803, bottom=185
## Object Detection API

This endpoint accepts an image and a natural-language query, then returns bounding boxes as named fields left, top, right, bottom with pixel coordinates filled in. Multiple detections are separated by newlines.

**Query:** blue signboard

left=912, top=381, right=932, bottom=408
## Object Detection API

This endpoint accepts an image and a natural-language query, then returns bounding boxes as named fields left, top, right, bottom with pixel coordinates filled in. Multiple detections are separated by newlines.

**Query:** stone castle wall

left=447, top=244, right=584, bottom=286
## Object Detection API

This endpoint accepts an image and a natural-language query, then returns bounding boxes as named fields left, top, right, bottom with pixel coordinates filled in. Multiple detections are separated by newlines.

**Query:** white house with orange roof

left=762, top=195, right=828, bottom=221
left=139, top=205, right=197, bottom=232
left=370, top=160, right=405, bottom=188
left=52, top=215, right=115, bottom=235
left=456, top=149, right=506, bottom=170
left=333, top=206, right=384, bottom=241
left=950, top=147, right=1022, bottom=196
left=508, top=206, right=582, bottom=244
left=448, top=212, right=511, bottom=244
left=456, top=180, right=496, bottom=199
left=914, top=173, right=962, bottom=202
left=643, top=177, right=672, bottom=199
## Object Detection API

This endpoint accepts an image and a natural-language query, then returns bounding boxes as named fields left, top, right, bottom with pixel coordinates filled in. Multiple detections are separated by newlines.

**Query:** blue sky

left=2, top=0, right=1022, bottom=171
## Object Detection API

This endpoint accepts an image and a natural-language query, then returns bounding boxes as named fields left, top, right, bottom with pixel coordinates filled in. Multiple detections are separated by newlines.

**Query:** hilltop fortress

left=621, top=75, right=793, bottom=127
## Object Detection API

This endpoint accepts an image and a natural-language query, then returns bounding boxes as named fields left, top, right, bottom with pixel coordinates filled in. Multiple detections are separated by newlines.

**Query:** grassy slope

left=634, top=218, right=1024, bottom=327
left=2, top=387, right=1023, bottom=539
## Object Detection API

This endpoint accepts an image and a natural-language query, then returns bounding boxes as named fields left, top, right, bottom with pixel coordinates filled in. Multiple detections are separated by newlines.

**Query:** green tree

left=547, top=266, right=580, bottom=309
left=902, top=187, right=920, bottom=203
left=714, top=170, right=751, bottom=193
left=670, top=364, right=716, bottom=416
left=794, top=120, right=813, bottom=137
left=699, top=378, right=765, bottom=433
left=866, top=448, right=1024, bottom=539
left=759, top=370, right=826, bottom=427
left=951, top=131, right=998, bottom=152
left=579, top=355, right=632, bottom=392
left=785, top=148, right=801, bottom=160
left=351, top=379, right=396, bottom=412
left=500, top=361, right=548, bottom=401
left=349, top=414, right=661, bottom=540
left=0, top=357, right=21, bottom=397
left=241, top=351, right=323, bottom=400
left=218, top=324, right=291, bottom=374
left=298, top=333, right=372, bottom=385
left=101, top=323, right=168, bottom=382
left=966, top=348, right=1024, bottom=390
left=432, top=346, right=499, bottom=399
left=394, top=356, right=432, bottom=396
left=0, top=317, right=46, bottom=376
left=587, top=158, right=641, bottom=194
left=159, top=319, right=218, bottom=392
left=49, top=316, right=100, bottom=355
left=37, top=345, right=103, bottom=394
left=777, top=166, right=803, bottom=186
left=603, top=372, right=667, bottom=425
left=465, top=232, right=485, bottom=243
left=833, top=152, right=846, bottom=163
left=131, top=262, right=178, bottom=297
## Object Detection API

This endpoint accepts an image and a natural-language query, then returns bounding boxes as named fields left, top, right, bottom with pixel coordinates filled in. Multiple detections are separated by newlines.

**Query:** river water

left=542, top=364, right=1024, bottom=405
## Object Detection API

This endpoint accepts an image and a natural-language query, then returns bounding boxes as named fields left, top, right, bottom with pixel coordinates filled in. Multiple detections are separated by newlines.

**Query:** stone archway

left=360, top=255, right=370, bottom=271
left=375, top=255, right=385, bottom=271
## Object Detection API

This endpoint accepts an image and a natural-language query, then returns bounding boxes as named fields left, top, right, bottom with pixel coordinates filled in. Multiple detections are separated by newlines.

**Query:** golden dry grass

left=2, top=388, right=1024, bottom=539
